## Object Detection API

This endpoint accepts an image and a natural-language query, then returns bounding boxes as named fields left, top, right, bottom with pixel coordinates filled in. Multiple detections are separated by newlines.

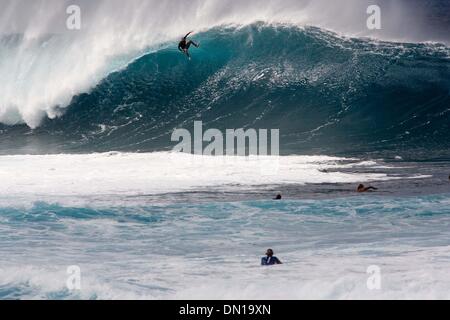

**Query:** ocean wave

left=1, top=24, right=448, bottom=156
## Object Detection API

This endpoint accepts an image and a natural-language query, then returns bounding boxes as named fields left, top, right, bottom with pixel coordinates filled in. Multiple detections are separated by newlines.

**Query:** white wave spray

left=0, top=0, right=445, bottom=128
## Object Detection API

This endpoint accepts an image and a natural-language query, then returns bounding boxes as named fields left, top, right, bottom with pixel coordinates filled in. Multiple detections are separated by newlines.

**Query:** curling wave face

left=1, top=24, right=449, bottom=157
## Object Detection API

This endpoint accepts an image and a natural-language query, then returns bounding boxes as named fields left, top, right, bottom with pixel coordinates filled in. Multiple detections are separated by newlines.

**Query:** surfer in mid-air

left=178, top=31, right=199, bottom=60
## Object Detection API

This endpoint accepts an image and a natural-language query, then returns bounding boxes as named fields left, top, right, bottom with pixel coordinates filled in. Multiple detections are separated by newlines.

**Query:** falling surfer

left=178, top=31, right=199, bottom=60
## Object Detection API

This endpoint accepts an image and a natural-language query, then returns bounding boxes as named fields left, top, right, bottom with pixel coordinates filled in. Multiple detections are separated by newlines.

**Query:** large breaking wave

left=1, top=23, right=449, bottom=157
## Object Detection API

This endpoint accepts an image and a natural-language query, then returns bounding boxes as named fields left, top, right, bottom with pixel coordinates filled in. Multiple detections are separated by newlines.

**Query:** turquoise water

left=1, top=24, right=449, bottom=157
left=1, top=193, right=450, bottom=299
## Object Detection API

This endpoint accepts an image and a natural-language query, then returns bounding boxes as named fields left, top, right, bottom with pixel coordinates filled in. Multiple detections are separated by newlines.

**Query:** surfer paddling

left=178, top=31, right=199, bottom=59
left=357, top=184, right=378, bottom=193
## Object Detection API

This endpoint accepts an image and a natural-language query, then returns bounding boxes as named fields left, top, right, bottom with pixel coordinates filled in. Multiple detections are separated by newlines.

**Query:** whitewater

left=1, top=0, right=450, bottom=300
left=1, top=152, right=449, bottom=299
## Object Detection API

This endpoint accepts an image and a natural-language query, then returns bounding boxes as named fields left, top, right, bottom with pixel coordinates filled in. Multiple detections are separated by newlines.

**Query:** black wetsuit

left=178, top=33, right=198, bottom=58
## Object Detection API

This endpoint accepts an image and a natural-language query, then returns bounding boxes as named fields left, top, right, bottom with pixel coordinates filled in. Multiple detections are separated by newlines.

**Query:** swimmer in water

left=357, top=184, right=378, bottom=193
left=261, top=249, right=283, bottom=266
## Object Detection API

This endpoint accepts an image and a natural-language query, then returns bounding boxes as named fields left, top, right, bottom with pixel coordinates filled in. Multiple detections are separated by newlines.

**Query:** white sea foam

left=1, top=195, right=450, bottom=300
left=0, top=0, right=445, bottom=127
left=0, top=152, right=402, bottom=206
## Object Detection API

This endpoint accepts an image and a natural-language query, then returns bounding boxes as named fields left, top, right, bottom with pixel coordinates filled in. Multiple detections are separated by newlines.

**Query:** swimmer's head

left=266, top=249, right=274, bottom=257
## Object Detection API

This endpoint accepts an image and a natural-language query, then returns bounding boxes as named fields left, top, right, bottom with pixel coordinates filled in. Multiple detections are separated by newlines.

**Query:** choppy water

left=0, top=153, right=449, bottom=299
left=1, top=193, right=450, bottom=300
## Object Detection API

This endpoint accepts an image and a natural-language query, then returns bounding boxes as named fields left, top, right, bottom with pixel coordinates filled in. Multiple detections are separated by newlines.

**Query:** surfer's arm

left=183, top=31, right=193, bottom=40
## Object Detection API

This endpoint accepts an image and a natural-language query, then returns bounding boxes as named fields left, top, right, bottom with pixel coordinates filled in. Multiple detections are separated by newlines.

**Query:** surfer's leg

left=186, top=40, right=199, bottom=49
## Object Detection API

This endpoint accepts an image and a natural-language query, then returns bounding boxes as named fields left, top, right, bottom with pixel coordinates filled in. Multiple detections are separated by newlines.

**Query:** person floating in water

left=357, top=184, right=378, bottom=193
left=274, top=194, right=282, bottom=200
left=261, top=249, right=283, bottom=266
left=178, top=31, right=199, bottom=60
